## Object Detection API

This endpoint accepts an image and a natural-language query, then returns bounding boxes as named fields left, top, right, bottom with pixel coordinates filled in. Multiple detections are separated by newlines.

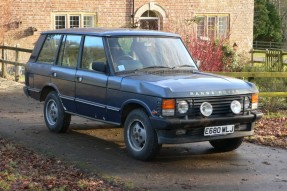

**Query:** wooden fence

left=250, top=49, right=287, bottom=70
left=253, top=41, right=287, bottom=51
left=0, top=45, right=32, bottom=81
left=0, top=45, right=286, bottom=97
left=213, top=72, right=287, bottom=97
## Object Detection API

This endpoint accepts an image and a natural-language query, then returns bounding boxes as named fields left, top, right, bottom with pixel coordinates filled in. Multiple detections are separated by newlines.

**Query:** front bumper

left=150, top=112, right=263, bottom=144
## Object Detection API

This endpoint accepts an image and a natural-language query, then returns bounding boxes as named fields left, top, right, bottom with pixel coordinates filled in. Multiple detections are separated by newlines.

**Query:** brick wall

left=5, top=0, right=254, bottom=53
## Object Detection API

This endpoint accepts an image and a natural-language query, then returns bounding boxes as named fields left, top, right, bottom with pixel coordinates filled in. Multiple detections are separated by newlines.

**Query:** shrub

left=185, top=37, right=242, bottom=72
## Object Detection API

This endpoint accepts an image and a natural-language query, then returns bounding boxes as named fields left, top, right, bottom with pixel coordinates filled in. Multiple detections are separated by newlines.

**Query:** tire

left=44, top=91, right=71, bottom=133
left=209, top=137, right=244, bottom=152
left=124, top=109, right=162, bottom=161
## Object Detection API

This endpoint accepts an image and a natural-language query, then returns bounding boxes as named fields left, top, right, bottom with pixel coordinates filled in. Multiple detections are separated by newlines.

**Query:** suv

left=24, top=28, right=263, bottom=160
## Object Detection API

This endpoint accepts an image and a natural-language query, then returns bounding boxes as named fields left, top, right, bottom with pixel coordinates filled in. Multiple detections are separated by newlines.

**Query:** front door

left=75, top=36, right=108, bottom=120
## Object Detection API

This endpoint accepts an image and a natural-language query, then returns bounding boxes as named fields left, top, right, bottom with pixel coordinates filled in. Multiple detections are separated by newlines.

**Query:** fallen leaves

left=0, top=138, right=125, bottom=191
left=245, top=110, right=287, bottom=149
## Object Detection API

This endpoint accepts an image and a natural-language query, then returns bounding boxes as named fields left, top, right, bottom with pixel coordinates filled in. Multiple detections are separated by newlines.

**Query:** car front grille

left=191, top=95, right=244, bottom=117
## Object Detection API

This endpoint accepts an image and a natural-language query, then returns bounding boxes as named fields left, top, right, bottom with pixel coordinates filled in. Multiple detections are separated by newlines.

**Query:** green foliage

left=221, top=44, right=241, bottom=71
left=254, top=0, right=283, bottom=42
left=250, top=71, right=287, bottom=111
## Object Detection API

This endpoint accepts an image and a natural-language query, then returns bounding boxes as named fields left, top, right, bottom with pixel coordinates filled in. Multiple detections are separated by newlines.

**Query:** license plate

left=204, top=125, right=234, bottom=136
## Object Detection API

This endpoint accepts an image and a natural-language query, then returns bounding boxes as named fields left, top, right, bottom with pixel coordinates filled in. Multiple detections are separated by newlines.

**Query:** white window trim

left=196, top=14, right=230, bottom=40
left=83, top=15, right=95, bottom=28
left=52, top=12, right=97, bottom=29
left=69, top=15, right=81, bottom=28
left=134, top=2, right=167, bottom=30
left=54, top=15, right=66, bottom=29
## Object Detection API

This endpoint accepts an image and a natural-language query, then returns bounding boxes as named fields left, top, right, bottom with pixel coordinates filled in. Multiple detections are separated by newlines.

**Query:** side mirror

left=92, top=62, right=106, bottom=73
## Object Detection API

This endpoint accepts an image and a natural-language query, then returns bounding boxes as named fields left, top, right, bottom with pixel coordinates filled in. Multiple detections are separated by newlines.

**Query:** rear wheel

left=44, top=92, right=71, bottom=133
left=209, top=137, right=244, bottom=152
left=124, top=109, right=162, bottom=161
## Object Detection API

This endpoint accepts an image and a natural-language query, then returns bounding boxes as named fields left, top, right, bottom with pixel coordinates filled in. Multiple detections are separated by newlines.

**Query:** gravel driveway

left=0, top=78, right=287, bottom=191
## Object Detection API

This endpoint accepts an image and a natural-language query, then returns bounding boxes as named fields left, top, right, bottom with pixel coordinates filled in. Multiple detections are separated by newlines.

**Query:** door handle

left=52, top=72, right=57, bottom=77
left=77, top=76, right=83, bottom=82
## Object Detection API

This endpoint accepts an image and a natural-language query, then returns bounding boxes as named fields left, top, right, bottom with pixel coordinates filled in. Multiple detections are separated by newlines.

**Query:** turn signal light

left=252, top=94, right=258, bottom=103
left=162, top=99, right=175, bottom=109
left=162, top=99, right=175, bottom=116
left=251, top=94, right=259, bottom=109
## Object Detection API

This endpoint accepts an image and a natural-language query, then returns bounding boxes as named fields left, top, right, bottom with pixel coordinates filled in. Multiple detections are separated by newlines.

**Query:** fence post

left=15, top=44, right=20, bottom=82
left=1, top=44, right=7, bottom=78
left=250, top=49, right=254, bottom=67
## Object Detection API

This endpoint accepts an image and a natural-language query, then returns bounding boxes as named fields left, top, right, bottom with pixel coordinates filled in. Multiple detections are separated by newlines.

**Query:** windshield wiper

left=174, top=65, right=196, bottom=68
left=141, top=66, right=173, bottom=70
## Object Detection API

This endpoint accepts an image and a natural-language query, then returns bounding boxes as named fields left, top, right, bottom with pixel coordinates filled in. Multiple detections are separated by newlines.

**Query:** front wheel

left=209, top=137, right=244, bottom=152
left=124, top=109, right=162, bottom=161
left=44, top=92, right=71, bottom=133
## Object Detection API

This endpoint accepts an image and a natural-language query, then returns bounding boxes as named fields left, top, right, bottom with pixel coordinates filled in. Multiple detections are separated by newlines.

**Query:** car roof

left=41, top=28, right=180, bottom=37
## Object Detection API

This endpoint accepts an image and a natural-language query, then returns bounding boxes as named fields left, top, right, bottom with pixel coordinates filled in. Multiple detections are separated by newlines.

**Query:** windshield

left=107, top=37, right=197, bottom=72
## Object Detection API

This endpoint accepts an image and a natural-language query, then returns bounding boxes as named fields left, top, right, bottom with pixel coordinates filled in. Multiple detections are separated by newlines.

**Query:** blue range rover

left=24, top=28, right=263, bottom=160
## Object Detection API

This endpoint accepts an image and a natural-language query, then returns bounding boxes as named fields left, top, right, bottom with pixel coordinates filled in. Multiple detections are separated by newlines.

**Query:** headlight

left=177, top=100, right=189, bottom=114
left=200, top=102, right=213, bottom=117
left=231, top=100, right=242, bottom=114
left=244, top=96, right=251, bottom=109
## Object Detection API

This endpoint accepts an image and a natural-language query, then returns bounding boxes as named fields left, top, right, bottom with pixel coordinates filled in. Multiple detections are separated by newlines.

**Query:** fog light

left=176, top=129, right=187, bottom=135
left=231, top=100, right=242, bottom=114
left=200, top=102, right=213, bottom=117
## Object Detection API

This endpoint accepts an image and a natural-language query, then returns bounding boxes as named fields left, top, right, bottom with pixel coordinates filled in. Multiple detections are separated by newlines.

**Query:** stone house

left=3, top=0, right=254, bottom=52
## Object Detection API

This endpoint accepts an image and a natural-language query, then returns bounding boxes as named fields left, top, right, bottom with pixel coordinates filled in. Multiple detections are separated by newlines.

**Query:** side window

left=37, top=34, right=62, bottom=64
left=57, top=35, right=82, bottom=68
left=81, top=36, right=106, bottom=70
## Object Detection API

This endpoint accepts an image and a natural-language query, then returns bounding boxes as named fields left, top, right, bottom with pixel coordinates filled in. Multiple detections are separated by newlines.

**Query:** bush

left=185, top=37, right=242, bottom=72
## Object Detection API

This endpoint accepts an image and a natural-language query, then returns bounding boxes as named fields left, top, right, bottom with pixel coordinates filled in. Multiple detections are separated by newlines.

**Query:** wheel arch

left=40, top=84, right=58, bottom=102
left=121, top=99, right=152, bottom=125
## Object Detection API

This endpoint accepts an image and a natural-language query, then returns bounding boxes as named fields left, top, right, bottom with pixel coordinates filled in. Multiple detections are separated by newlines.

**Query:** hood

left=120, top=71, right=258, bottom=98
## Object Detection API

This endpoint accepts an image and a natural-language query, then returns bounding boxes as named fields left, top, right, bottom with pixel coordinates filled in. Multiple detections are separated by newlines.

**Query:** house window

left=69, top=16, right=80, bottom=28
left=196, top=14, right=229, bottom=40
left=55, top=16, right=66, bottom=29
left=83, top=16, right=94, bottom=28
left=139, top=11, right=160, bottom=30
left=52, top=13, right=96, bottom=29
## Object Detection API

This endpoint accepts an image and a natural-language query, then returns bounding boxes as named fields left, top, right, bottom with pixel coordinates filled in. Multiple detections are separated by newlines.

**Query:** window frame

left=69, top=15, right=81, bottom=28
left=139, top=10, right=161, bottom=30
left=80, top=35, right=107, bottom=71
left=196, top=14, right=230, bottom=40
left=52, top=12, right=97, bottom=29
left=36, top=34, right=63, bottom=64
left=56, top=34, right=83, bottom=69
left=55, top=15, right=66, bottom=29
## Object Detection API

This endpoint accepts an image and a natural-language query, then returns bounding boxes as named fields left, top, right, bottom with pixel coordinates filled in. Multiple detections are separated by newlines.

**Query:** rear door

left=27, top=34, right=61, bottom=97
left=51, top=35, right=82, bottom=113
left=75, top=36, right=108, bottom=120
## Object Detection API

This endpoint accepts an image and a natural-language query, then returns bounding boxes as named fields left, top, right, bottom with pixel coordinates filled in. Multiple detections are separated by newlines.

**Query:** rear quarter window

left=37, top=34, right=62, bottom=64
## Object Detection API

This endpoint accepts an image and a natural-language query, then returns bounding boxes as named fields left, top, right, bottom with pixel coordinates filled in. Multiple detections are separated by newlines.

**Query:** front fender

left=121, top=99, right=154, bottom=116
